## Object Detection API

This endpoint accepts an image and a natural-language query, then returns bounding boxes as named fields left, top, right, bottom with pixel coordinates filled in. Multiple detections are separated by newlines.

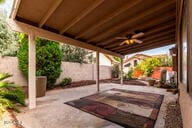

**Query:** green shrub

left=136, top=57, right=160, bottom=77
left=112, top=64, right=120, bottom=78
left=61, top=77, right=72, bottom=86
left=127, top=68, right=133, bottom=79
left=0, top=73, right=25, bottom=117
left=17, top=34, right=63, bottom=88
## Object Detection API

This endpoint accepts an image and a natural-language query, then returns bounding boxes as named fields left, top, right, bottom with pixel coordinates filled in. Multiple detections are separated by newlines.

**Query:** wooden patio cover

left=9, top=0, right=176, bottom=57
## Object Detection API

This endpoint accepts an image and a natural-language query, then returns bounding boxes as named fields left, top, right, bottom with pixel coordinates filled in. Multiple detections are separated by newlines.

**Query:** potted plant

left=148, top=78, right=155, bottom=86
left=36, top=71, right=47, bottom=97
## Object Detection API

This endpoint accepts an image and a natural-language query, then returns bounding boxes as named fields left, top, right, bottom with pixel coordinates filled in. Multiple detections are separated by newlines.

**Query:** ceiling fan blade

left=134, top=39, right=143, bottom=44
left=120, top=41, right=125, bottom=46
left=132, top=32, right=144, bottom=39
left=115, top=37, right=128, bottom=40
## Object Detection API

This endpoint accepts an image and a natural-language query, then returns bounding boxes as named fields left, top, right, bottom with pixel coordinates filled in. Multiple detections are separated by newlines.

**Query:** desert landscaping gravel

left=164, top=101, right=183, bottom=128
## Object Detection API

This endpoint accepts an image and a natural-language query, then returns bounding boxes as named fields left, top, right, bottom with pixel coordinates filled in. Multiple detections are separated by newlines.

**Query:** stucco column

left=120, top=58, right=123, bottom=85
left=28, top=33, right=36, bottom=109
left=96, top=51, right=100, bottom=92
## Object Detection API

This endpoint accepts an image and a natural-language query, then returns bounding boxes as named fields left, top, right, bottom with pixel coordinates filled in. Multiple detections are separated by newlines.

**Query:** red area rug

left=65, top=88, right=164, bottom=128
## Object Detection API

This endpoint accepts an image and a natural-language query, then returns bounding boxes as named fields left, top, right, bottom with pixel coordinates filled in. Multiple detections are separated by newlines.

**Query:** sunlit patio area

left=15, top=83, right=177, bottom=128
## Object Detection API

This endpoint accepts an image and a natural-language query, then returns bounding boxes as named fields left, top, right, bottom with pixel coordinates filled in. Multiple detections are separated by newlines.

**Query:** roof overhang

left=8, top=0, right=176, bottom=57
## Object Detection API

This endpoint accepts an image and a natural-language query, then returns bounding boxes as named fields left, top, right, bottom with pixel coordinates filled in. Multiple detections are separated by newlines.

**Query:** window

left=180, top=0, right=189, bottom=91
left=134, top=60, right=138, bottom=67
left=124, top=63, right=131, bottom=67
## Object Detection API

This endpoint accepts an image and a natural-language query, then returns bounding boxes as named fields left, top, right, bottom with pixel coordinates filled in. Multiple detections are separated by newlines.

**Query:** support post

left=28, top=33, right=36, bottom=109
left=96, top=51, right=100, bottom=92
left=120, top=58, right=123, bottom=85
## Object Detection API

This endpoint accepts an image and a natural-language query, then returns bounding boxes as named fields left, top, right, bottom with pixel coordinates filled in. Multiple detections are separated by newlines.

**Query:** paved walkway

left=16, top=83, right=178, bottom=128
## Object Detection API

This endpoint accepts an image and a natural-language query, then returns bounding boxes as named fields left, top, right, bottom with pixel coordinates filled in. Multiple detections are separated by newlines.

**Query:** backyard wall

left=55, top=61, right=112, bottom=84
left=0, top=57, right=112, bottom=86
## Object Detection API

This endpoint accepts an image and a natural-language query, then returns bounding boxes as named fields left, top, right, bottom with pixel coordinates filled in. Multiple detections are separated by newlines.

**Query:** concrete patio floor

left=16, top=83, right=178, bottom=128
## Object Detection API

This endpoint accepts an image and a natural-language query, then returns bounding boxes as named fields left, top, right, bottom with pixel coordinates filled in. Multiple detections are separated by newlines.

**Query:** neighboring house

left=123, top=54, right=151, bottom=73
left=86, top=51, right=118, bottom=66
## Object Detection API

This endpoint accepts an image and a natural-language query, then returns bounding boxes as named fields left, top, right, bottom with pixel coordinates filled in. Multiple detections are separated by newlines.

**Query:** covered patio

left=8, top=0, right=176, bottom=109
left=16, top=83, right=177, bottom=128
left=5, top=0, right=183, bottom=128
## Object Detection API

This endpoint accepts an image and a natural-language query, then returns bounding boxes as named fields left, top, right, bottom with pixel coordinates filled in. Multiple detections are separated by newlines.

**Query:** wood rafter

left=10, top=0, right=21, bottom=19
left=96, top=12, right=176, bottom=46
left=7, top=19, right=123, bottom=58
left=108, top=29, right=175, bottom=50
left=87, top=0, right=175, bottom=43
left=75, top=0, right=142, bottom=39
left=121, top=40, right=175, bottom=55
left=38, top=0, right=63, bottom=27
left=59, top=0, right=105, bottom=34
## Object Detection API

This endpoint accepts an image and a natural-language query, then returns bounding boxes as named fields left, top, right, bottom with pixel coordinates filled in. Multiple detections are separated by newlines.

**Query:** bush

left=61, top=44, right=88, bottom=63
left=0, top=11, right=19, bottom=56
left=17, top=34, right=62, bottom=88
left=61, top=77, right=72, bottom=86
left=136, top=57, right=160, bottom=77
left=112, top=64, right=120, bottom=78
left=124, top=68, right=133, bottom=80
left=0, top=73, right=25, bottom=117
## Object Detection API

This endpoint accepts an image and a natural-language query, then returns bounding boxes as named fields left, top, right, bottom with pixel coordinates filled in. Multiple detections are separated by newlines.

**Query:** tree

left=158, top=55, right=172, bottom=66
left=113, top=56, right=121, bottom=62
left=0, top=10, right=19, bottom=56
left=61, top=44, right=88, bottom=63
left=136, top=57, right=160, bottom=77
left=0, top=0, right=5, bottom=4
left=17, top=34, right=62, bottom=88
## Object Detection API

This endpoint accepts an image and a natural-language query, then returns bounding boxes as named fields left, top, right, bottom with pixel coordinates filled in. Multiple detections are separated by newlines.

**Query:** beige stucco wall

left=0, top=56, right=27, bottom=86
left=179, top=84, right=192, bottom=128
left=123, top=58, right=140, bottom=73
left=56, top=62, right=112, bottom=84
left=0, top=57, right=112, bottom=86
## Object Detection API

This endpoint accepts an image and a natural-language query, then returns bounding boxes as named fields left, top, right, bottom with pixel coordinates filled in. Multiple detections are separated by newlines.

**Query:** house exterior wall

left=123, top=58, right=140, bottom=73
left=177, top=0, right=192, bottom=127
left=99, top=53, right=112, bottom=66
left=179, top=84, right=192, bottom=128
left=0, top=57, right=112, bottom=86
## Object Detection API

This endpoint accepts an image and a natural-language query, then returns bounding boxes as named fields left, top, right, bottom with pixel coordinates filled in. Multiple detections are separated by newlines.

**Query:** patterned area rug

left=65, top=88, right=164, bottom=128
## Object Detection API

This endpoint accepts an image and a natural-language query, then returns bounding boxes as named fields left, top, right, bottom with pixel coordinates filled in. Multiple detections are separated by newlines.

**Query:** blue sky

left=0, top=0, right=175, bottom=56
left=0, top=0, right=13, bottom=16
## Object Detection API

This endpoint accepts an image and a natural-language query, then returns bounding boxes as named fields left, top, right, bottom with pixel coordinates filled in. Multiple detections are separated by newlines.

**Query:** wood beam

left=122, top=40, right=175, bottom=55
left=7, top=19, right=123, bottom=58
left=138, top=23, right=175, bottom=39
left=119, top=37, right=175, bottom=53
left=10, top=0, right=21, bottom=19
left=96, top=12, right=176, bottom=46
left=75, top=0, right=142, bottom=39
left=38, top=0, right=63, bottom=27
left=109, top=29, right=175, bottom=50
left=59, top=0, right=105, bottom=34
left=87, top=0, right=175, bottom=43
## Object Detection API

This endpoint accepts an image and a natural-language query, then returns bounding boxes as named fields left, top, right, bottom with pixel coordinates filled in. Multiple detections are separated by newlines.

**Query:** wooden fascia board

left=7, top=19, right=124, bottom=58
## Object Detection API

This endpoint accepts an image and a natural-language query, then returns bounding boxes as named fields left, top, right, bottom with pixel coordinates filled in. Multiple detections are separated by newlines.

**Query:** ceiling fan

left=115, top=32, right=144, bottom=46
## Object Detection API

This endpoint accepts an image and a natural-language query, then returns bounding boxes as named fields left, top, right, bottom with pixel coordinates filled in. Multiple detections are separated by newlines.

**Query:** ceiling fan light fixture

left=125, top=40, right=130, bottom=45
left=130, top=39, right=134, bottom=44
